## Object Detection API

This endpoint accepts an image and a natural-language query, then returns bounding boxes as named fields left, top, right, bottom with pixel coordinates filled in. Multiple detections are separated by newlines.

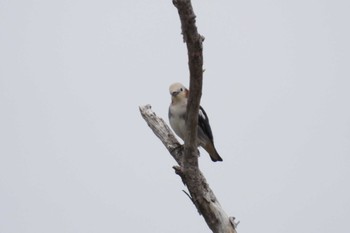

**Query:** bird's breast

left=169, top=105, right=186, bottom=140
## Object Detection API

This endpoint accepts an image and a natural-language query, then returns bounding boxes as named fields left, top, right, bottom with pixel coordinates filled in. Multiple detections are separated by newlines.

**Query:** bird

left=168, top=82, right=223, bottom=162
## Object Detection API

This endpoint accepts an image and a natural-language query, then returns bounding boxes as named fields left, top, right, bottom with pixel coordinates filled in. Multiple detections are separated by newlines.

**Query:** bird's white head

left=169, top=82, right=188, bottom=101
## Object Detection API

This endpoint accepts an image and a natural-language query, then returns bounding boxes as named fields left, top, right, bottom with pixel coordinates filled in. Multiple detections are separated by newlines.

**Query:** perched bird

left=168, top=82, right=223, bottom=162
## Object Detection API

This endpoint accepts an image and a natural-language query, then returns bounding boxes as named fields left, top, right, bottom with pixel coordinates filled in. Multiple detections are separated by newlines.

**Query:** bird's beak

left=171, top=91, right=179, bottom=97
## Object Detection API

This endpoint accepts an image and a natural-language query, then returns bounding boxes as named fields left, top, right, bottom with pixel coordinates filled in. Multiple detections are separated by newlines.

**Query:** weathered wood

left=139, top=105, right=183, bottom=165
left=139, top=105, right=238, bottom=233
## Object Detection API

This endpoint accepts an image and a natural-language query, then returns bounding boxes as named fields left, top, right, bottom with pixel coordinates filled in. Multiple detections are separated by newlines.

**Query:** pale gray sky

left=1, top=0, right=349, bottom=233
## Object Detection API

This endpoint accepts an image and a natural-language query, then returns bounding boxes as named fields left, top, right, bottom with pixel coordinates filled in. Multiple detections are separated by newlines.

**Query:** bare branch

left=173, top=0, right=204, bottom=168
left=139, top=105, right=183, bottom=165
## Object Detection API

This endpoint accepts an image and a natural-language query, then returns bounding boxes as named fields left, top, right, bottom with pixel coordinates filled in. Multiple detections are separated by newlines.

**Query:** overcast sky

left=1, top=0, right=349, bottom=233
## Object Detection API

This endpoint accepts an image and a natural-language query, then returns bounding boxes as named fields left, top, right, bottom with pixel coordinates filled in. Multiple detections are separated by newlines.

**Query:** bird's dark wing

left=198, top=106, right=214, bottom=142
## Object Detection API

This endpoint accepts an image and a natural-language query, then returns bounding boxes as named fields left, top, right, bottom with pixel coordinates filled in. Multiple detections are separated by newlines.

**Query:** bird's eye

left=180, top=88, right=183, bottom=91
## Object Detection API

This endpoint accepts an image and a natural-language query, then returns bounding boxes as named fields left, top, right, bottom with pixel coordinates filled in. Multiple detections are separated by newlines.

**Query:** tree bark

left=139, top=0, right=238, bottom=232
left=173, top=0, right=203, bottom=168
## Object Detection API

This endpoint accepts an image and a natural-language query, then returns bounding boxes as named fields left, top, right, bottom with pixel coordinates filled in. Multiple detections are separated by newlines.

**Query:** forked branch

left=139, top=0, right=238, bottom=232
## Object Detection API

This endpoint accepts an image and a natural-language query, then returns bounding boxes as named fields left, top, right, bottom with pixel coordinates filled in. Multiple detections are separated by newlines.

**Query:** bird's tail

left=204, top=142, right=223, bottom=162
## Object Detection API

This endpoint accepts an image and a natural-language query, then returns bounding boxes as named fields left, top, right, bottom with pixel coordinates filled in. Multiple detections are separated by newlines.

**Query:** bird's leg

left=172, top=144, right=184, bottom=154
left=173, top=144, right=199, bottom=157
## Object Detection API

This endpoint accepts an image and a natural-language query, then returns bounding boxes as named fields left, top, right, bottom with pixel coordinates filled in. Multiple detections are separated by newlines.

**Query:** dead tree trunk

left=139, top=1, right=238, bottom=232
